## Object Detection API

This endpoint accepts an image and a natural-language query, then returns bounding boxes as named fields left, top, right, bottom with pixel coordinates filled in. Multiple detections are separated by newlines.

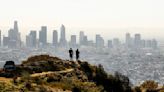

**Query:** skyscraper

left=83, top=36, right=88, bottom=46
left=151, top=39, right=157, bottom=49
left=8, top=21, right=21, bottom=48
left=59, top=24, right=67, bottom=47
left=8, top=29, right=14, bottom=40
left=134, top=34, right=141, bottom=48
left=39, top=26, right=47, bottom=46
left=26, top=30, right=37, bottom=47
left=53, top=30, right=58, bottom=47
left=26, top=35, right=32, bottom=47
left=96, top=34, right=104, bottom=48
left=30, top=31, right=37, bottom=47
left=0, top=30, right=1, bottom=46
left=79, top=31, right=84, bottom=46
left=141, top=40, right=146, bottom=48
left=13, top=21, right=20, bottom=41
left=3, top=36, right=9, bottom=47
left=113, top=38, right=120, bottom=48
left=96, top=34, right=100, bottom=48
left=14, top=21, right=18, bottom=32
left=125, top=33, right=131, bottom=48
left=145, top=40, right=152, bottom=48
left=88, top=40, right=94, bottom=47
left=70, top=35, right=77, bottom=48
left=108, top=40, right=113, bottom=48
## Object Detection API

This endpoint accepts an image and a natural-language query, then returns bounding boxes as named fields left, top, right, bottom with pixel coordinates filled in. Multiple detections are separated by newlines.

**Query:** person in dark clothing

left=69, top=48, right=73, bottom=60
left=76, top=49, right=80, bottom=61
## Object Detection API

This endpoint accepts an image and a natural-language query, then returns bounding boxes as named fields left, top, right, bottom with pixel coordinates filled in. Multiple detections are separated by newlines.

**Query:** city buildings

left=3, top=36, right=9, bottom=47
left=83, top=36, right=88, bottom=46
left=59, top=24, right=67, bottom=47
left=0, top=21, right=159, bottom=50
left=53, top=30, right=58, bottom=47
left=79, top=31, right=85, bottom=46
left=70, top=35, right=77, bottom=48
left=125, top=33, right=132, bottom=48
left=0, top=30, right=1, bottom=46
left=2, top=21, right=21, bottom=48
left=108, top=40, right=113, bottom=48
left=134, top=34, right=141, bottom=48
left=26, top=30, right=37, bottom=48
left=39, top=26, right=47, bottom=46
left=113, top=38, right=120, bottom=48
left=96, top=34, right=104, bottom=48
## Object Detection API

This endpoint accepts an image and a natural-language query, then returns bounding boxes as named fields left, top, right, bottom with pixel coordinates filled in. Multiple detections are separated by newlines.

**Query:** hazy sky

left=0, top=0, right=164, bottom=42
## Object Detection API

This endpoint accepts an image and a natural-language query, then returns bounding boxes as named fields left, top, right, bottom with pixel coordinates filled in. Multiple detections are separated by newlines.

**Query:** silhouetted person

left=76, top=49, right=80, bottom=61
left=69, top=48, right=73, bottom=60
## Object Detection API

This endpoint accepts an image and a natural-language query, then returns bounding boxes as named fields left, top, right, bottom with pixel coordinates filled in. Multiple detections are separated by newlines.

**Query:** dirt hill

left=0, top=54, right=163, bottom=92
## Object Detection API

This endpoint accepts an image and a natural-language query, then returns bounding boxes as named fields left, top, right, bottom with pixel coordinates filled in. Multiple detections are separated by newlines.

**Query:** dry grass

left=0, top=77, right=12, bottom=83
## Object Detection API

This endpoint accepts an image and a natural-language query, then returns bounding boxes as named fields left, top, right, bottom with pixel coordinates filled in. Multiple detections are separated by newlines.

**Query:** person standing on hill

left=69, top=48, right=73, bottom=60
left=76, top=49, right=80, bottom=61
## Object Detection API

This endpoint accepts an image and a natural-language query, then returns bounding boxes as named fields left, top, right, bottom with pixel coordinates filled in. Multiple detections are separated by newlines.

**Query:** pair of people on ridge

left=69, top=48, right=80, bottom=61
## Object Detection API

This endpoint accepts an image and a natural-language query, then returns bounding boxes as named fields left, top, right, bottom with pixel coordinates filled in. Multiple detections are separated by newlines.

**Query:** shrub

left=140, top=80, right=158, bottom=90
left=133, top=86, right=141, bottom=92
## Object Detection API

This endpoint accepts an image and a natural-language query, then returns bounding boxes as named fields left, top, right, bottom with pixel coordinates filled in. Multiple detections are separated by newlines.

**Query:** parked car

left=3, top=61, right=16, bottom=72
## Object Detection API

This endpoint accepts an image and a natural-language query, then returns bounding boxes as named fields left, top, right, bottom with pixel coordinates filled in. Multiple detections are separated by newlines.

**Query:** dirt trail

left=0, top=77, right=12, bottom=83
left=31, top=69, right=74, bottom=77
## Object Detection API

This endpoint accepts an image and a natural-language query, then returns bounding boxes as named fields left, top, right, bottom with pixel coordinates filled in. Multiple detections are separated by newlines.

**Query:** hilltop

left=0, top=55, right=163, bottom=92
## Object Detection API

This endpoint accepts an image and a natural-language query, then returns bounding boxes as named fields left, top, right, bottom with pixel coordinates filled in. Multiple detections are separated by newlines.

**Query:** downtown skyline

left=0, top=0, right=164, bottom=42
left=1, top=21, right=164, bottom=43
left=0, top=21, right=158, bottom=49
left=0, top=21, right=162, bottom=43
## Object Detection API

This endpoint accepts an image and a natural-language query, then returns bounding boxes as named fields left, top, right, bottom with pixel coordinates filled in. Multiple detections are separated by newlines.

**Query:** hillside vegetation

left=0, top=54, right=163, bottom=92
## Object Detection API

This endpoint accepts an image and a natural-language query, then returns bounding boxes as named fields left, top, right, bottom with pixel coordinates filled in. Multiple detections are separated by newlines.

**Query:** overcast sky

left=0, top=0, right=164, bottom=42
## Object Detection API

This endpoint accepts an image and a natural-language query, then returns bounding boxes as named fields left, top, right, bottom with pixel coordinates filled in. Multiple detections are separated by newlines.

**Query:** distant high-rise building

left=8, top=21, right=19, bottom=41
left=134, top=34, right=141, bottom=48
left=14, top=21, right=21, bottom=43
left=0, top=30, right=1, bottom=46
left=108, top=40, right=113, bottom=48
left=83, top=36, right=88, bottom=46
left=14, top=21, right=18, bottom=32
left=59, top=24, right=67, bottom=47
left=96, top=34, right=104, bottom=48
left=30, top=31, right=37, bottom=47
left=26, top=35, right=32, bottom=47
left=26, top=30, right=37, bottom=47
left=88, top=40, right=94, bottom=47
left=60, top=25, right=65, bottom=40
left=125, top=33, right=132, bottom=48
left=7, top=21, right=21, bottom=48
left=113, top=38, right=120, bottom=48
left=151, top=39, right=158, bottom=49
left=145, top=40, right=152, bottom=48
left=3, top=36, right=9, bottom=47
left=53, top=30, right=58, bottom=46
left=8, top=29, right=14, bottom=40
left=39, top=26, right=47, bottom=46
left=141, top=40, right=146, bottom=48
left=96, top=34, right=100, bottom=48
left=70, top=35, right=77, bottom=48
left=79, top=31, right=84, bottom=45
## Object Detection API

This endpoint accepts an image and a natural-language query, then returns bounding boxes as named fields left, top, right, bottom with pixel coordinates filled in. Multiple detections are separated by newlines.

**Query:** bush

left=72, top=86, right=81, bottom=92
left=21, top=71, right=30, bottom=82
left=133, top=86, right=141, bottom=92
left=93, top=65, right=132, bottom=92
left=80, top=62, right=94, bottom=80
left=140, top=80, right=158, bottom=90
